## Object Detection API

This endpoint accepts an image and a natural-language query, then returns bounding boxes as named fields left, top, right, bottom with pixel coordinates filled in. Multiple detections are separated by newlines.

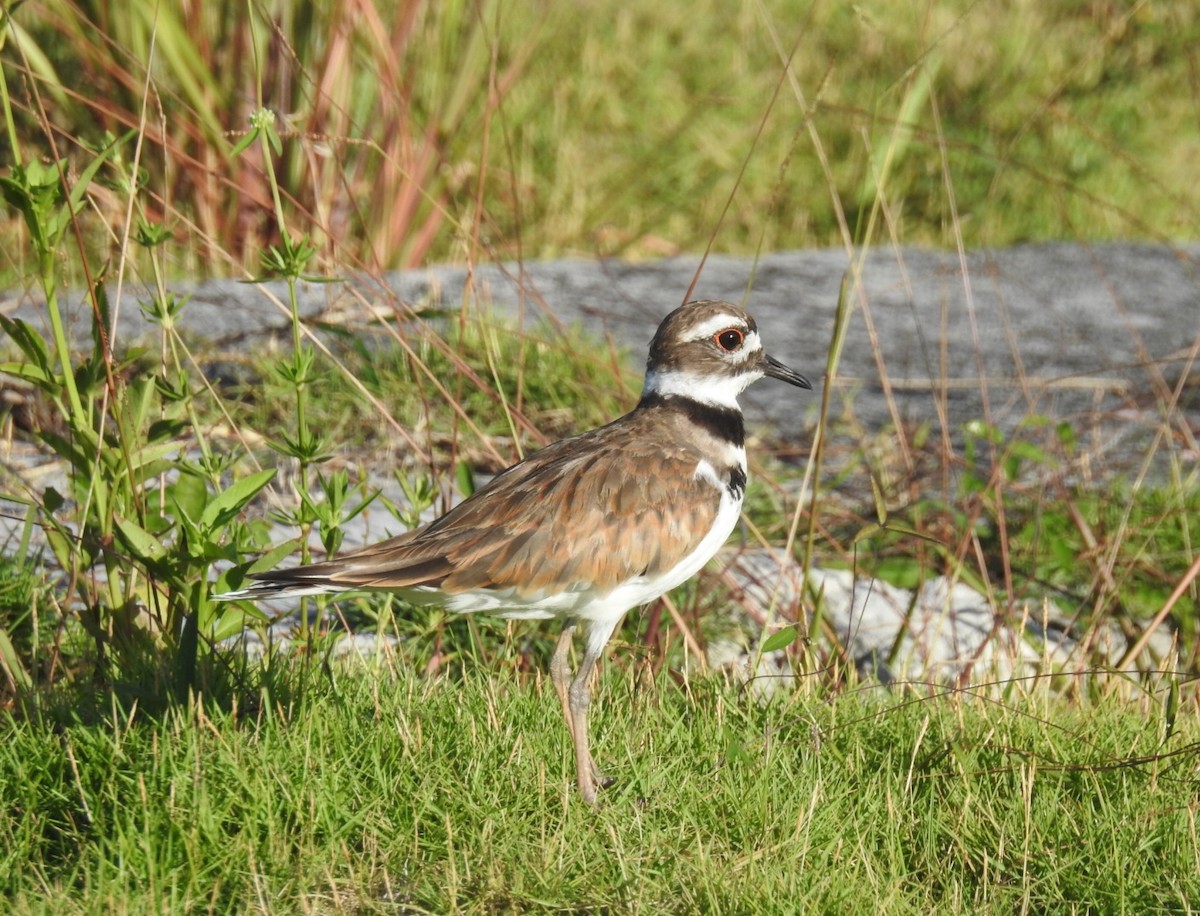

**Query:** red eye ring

left=714, top=328, right=745, bottom=352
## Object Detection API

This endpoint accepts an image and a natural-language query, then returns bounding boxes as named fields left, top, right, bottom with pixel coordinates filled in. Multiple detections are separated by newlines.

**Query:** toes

left=588, top=760, right=616, bottom=790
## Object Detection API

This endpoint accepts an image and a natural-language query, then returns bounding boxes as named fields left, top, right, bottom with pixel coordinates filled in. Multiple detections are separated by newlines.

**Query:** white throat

left=642, top=368, right=759, bottom=409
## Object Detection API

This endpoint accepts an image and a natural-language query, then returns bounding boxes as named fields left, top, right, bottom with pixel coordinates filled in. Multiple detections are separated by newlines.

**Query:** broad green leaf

left=229, top=130, right=258, bottom=156
left=209, top=603, right=268, bottom=642
left=45, top=526, right=81, bottom=573
left=201, top=469, right=277, bottom=531
left=0, top=360, right=55, bottom=388
left=114, top=515, right=168, bottom=562
left=42, top=486, right=64, bottom=513
left=147, top=418, right=187, bottom=443
left=761, top=625, right=798, bottom=654
left=169, top=471, right=208, bottom=521
left=39, top=429, right=99, bottom=474
left=247, top=539, right=303, bottom=576
left=128, top=442, right=184, bottom=481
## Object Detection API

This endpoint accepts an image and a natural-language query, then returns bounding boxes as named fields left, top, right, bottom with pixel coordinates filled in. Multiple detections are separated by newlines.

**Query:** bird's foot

left=577, top=760, right=617, bottom=805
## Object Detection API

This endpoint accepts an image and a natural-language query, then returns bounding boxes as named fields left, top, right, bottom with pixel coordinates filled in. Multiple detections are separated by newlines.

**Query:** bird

left=218, top=299, right=812, bottom=804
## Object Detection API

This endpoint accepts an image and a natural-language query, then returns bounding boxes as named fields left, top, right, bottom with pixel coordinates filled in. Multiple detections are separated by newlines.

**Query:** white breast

left=573, top=456, right=744, bottom=624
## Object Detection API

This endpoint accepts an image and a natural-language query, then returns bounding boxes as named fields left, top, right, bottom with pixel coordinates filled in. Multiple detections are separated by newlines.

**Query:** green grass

left=836, top=420, right=1200, bottom=651
left=2, top=662, right=1197, bottom=913
left=211, top=314, right=637, bottom=461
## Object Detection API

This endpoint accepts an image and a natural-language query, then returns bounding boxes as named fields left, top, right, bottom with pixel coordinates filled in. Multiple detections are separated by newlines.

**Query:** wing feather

left=251, top=411, right=730, bottom=597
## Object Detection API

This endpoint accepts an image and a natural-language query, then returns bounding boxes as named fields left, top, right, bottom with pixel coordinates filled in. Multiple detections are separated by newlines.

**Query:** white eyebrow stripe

left=686, top=314, right=748, bottom=341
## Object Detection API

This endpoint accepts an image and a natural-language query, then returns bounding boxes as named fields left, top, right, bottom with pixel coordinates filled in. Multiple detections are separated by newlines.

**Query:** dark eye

left=714, top=328, right=744, bottom=352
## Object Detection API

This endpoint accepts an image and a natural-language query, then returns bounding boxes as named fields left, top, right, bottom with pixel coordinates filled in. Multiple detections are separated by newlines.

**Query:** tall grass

left=1, top=0, right=1196, bottom=285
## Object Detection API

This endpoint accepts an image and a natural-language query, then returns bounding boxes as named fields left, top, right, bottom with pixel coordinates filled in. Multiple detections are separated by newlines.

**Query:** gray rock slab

left=386, top=245, right=1199, bottom=445
left=4, top=243, right=1197, bottom=454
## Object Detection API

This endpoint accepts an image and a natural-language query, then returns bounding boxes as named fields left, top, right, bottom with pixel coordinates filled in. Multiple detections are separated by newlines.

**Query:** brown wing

left=258, top=414, right=724, bottom=596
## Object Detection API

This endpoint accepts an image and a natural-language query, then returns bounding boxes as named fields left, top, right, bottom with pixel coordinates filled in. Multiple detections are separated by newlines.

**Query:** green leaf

left=127, top=441, right=183, bottom=479
left=455, top=460, right=476, bottom=499
left=247, top=539, right=303, bottom=575
left=0, top=359, right=56, bottom=388
left=0, top=161, right=61, bottom=254
left=761, top=625, right=798, bottom=654
left=219, top=540, right=303, bottom=597
left=208, top=602, right=267, bottom=642
left=134, top=217, right=174, bottom=249
left=169, top=470, right=208, bottom=521
left=852, top=522, right=884, bottom=545
left=869, top=473, right=888, bottom=526
left=0, top=627, right=32, bottom=691
left=201, top=469, right=277, bottom=532
left=229, top=129, right=258, bottom=157
left=148, top=418, right=187, bottom=443
left=114, top=515, right=168, bottom=562
left=1056, top=421, right=1077, bottom=454
left=42, top=486, right=65, bottom=513
left=0, top=314, right=55, bottom=383
left=45, top=526, right=84, bottom=573
left=40, top=428, right=100, bottom=474
left=886, top=523, right=940, bottom=542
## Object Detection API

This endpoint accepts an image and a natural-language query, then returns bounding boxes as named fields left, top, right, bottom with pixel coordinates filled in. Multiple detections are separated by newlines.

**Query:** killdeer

left=220, top=299, right=811, bottom=804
